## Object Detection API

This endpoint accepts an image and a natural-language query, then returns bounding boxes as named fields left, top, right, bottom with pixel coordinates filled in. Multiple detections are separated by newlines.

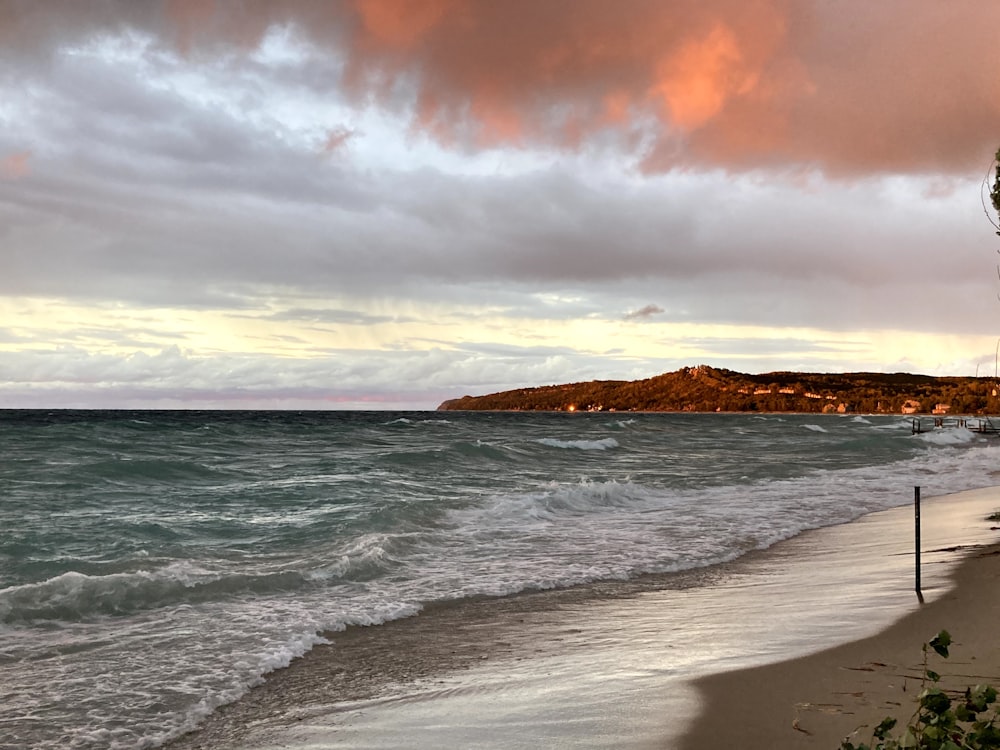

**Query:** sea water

left=1, top=409, right=997, bottom=749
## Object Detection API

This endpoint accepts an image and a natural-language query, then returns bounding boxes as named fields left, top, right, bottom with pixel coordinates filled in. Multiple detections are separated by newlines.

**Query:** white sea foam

left=128, top=627, right=335, bottom=750
left=536, top=437, right=620, bottom=450
left=305, top=533, right=403, bottom=581
left=915, top=427, right=978, bottom=446
left=870, top=418, right=916, bottom=431
left=6, top=411, right=999, bottom=750
left=431, top=442, right=1000, bottom=604
left=0, top=559, right=328, bottom=625
left=0, top=561, right=221, bottom=623
left=802, top=424, right=828, bottom=433
left=449, top=479, right=653, bottom=530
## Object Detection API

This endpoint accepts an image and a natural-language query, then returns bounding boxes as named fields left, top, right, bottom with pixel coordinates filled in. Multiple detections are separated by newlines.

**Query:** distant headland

left=437, top=365, right=1000, bottom=414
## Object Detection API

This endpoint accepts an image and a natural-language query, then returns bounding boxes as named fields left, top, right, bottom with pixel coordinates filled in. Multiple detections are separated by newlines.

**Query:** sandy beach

left=679, top=541, right=1000, bottom=749
left=164, top=487, right=1000, bottom=750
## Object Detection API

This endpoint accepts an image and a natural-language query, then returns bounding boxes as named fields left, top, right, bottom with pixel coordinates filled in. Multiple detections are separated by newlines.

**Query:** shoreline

left=162, top=563, right=735, bottom=749
left=163, top=488, right=1000, bottom=750
left=678, top=540, right=1000, bottom=749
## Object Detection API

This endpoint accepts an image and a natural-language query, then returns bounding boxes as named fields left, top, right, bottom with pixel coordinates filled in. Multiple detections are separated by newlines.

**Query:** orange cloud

left=10, top=0, right=1000, bottom=176
left=165, top=0, right=216, bottom=53
left=601, top=91, right=630, bottom=125
left=323, top=126, right=355, bottom=153
left=651, top=24, right=754, bottom=131
left=328, top=0, right=1000, bottom=175
left=1, top=151, right=30, bottom=179
left=354, top=0, right=457, bottom=48
left=331, top=1, right=803, bottom=162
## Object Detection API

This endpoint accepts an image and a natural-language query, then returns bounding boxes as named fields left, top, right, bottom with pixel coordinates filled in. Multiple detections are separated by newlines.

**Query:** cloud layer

left=2, top=1, right=999, bottom=408
left=8, top=1, right=1000, bottom=172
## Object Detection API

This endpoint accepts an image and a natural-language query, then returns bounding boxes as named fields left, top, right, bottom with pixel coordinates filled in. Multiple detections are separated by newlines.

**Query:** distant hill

left=437, top=365, right=1000, bottom=414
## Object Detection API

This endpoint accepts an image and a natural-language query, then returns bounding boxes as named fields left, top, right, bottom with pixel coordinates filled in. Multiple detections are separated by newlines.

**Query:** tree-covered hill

left=437, top=365, right=1000, bottom=414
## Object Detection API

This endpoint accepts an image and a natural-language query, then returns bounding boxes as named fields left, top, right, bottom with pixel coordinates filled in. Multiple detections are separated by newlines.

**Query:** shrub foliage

left=841, top=631, right=1000, bottom=750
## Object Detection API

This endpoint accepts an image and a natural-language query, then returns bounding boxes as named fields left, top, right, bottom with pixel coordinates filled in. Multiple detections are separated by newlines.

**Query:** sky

left=2, top=0, right=1000, bottom=410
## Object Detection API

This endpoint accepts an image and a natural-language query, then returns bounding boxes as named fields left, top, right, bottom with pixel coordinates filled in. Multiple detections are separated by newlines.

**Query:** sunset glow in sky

left=2, top=0, right=1000, bottom=409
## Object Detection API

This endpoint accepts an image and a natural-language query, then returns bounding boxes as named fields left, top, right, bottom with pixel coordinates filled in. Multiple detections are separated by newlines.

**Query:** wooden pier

left=910, top=416, right=1000, bottom=435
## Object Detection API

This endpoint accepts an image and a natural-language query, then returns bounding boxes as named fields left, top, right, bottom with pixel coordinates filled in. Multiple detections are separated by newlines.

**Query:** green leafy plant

left=841, top=630, right=1000, bottom=749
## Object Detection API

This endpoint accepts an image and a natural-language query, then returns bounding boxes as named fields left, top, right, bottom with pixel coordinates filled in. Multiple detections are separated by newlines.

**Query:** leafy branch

left=841, top=630, right=1000, bottom=750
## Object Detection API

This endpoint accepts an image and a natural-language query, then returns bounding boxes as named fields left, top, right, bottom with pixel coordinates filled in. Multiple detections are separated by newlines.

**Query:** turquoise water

left=1, top=410, right=996, bottom=749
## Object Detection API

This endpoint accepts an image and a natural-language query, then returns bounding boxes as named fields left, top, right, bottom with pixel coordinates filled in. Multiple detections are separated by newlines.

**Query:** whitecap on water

left=535, top=437, right=619, bottom=450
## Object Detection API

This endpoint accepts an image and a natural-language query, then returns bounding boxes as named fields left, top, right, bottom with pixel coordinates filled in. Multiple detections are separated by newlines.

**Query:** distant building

left=901, top=399, right=922, bottom=415
left=931, top=404, right=951, bottom=415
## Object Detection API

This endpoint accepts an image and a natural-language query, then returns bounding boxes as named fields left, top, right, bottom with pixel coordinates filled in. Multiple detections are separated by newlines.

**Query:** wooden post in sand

left=914, top=485, right=923, bottom=602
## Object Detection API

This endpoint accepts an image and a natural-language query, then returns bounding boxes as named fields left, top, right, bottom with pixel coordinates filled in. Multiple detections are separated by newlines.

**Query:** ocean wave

left=0, top=562, right=313, bottom=624
left=868, top=418, right=917, bottom=431
left=59, top=626, right=333, bottom=750
left=535, top=437, right=620, bottom=450
left=801, top=424, right=828, bottom=433
left=0, top=534, right=421, bottom=624
left=79, top=457, right=229, bottom=484
left=914, top=427, right=978, bottom=446
left=449, top=439, right=511, bottom=461
left=446, top=479, right=657, bottom=530
left=306, top=533, right=405, bottom=582
left=8, top=410, right=999, bottom=750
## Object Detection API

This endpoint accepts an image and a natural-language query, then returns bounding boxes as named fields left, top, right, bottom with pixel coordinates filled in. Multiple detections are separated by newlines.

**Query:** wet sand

left=678, top=542, right=1000, bottom=749
left=163, top=567, right=728, bottom=749
left=165, top=487, right=1000, bottom=750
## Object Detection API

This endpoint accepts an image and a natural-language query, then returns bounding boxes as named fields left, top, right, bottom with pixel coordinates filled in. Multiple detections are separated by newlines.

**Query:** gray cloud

left=1, top=149, right=992, bottom=334
left=0, top=342, right=656, bottom=409
left=3, top=19, right=989, bottom=322
left=624, top=304, right=664, bottom=320
left=263, top=308, right=407, bottom=325
left=1, top=2, right=998, bottom=407
left=4, top=1, right=1000, bottom=175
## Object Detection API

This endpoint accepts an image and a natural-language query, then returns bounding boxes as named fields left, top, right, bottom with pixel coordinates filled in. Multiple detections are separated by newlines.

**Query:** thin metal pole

left=915, top=486, right=923, bottom=602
